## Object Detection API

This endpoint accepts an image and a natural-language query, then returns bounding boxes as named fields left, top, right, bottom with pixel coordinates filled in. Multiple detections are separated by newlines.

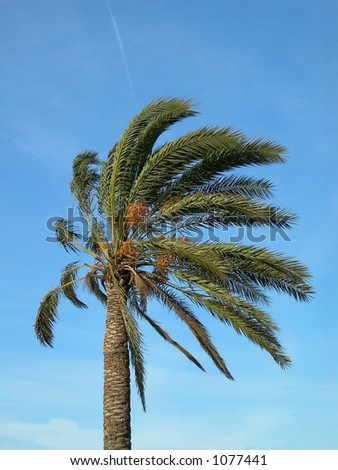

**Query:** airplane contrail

left=104, top=0, right=137, bottom=104
left=0, top=129, right=63, bottom=173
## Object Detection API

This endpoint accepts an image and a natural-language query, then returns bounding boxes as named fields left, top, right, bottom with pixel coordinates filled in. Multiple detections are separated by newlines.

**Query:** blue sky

left=0, top=0, right=337, bottom=450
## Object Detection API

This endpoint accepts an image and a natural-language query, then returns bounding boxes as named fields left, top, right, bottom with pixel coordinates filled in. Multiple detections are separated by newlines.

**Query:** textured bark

left=103, top=281, right=131, bottom=450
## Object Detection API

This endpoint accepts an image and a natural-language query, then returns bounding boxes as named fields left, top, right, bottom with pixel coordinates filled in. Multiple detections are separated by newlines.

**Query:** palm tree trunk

left=103, top=281, right=131, bottom=450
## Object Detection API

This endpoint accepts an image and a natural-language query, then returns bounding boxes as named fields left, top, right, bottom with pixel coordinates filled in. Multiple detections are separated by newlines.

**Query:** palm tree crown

left=35, top=98, right=313, bottom=436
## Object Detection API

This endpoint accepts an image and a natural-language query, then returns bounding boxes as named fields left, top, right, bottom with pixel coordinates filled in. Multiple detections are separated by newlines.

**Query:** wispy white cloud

left=0, top=129, right=61, bottom=171
left=1, top=355, right=102, bottom=414
left=132, top=409, right=295, bottom=450
left=0, top=419, right=101, bottom=450
left=131, top=364, right=338, bottom=449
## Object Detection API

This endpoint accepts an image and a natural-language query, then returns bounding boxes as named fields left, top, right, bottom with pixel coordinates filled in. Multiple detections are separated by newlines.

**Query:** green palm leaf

left=195, top=175, right=274, bottom=199
left=35, top=288, right=60, bottom=347
left=157, top=193, right=296, bottom=229
left=60, top=262, right=87, bottom=308
left=71, top=151, right=101, bottom=213
left=141, top=275, right=234, bottom=379
left=84, top=271, right=107, bottom=304
left=107, top=99, right=196, bottom=224
left=167, top=281, right=290, bottom=369
left=128, top=286, right=205, bottom=371
left=137, top=236, right=229, bottom=279
left=210, top=243, right=314, bottom=301
left=130, top=127, right=239, bottom=204
left=54, top=218, right=80, bottom=254
left=99, top=144, right=117, bottom=217
left=164, top=138, right=286, bottom=199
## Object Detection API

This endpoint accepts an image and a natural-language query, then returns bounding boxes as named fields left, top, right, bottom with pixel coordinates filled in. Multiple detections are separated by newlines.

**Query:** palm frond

left=71, top=151, right=101, bottom=213
left=128, top=285, right=205, bottom=371
left=222, top=271, right=271, bottom=305
left=174, top=263, right=270, bottom=306
left=60, top=262, right=87, bottom=308
left=163, top=138, right=286, bottom=199
left=192, top=175, right=274, bottom=199
left=128, top=269, right=151, bottom=309
left=203, top=297, right=291, bottom=369
left=130, top=99, right=198, bottom=181
left=210, top=244, right=314, bottom=301
left=55, top=218, right=81, bottom=253
left=168, top=281, right=291, bottom=369
left=172, top=270, right=278, bottom=331
left=84, top=271, right=107, bottom=304
left=137, top=236, right=229, bottom=280
left=140, top=275, right=234, bottom=379
left=157, top=193, right=296, bottom=229
left=143, top=312, right=205, bottom=372
left=35, top=288, right=60, bottom=347
left=99, top=144, right=117, bottom=216
left=108, top=99, right=197, bottom=224
left=130, top=127, right=240, bottom=204
left=84, top=218, right=111, bottom=260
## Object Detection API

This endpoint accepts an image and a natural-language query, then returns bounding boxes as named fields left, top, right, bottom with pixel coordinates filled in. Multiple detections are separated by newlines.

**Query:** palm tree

left=35, top=98, right=313, bottom=450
